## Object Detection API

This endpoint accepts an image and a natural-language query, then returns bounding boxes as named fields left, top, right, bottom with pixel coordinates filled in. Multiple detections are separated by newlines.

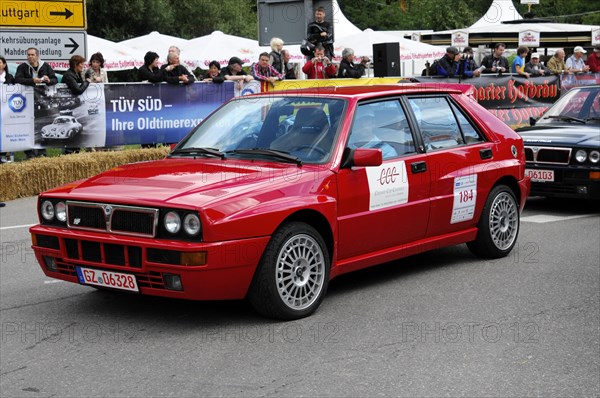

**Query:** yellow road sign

left=0, top=0, right=86, bottom=29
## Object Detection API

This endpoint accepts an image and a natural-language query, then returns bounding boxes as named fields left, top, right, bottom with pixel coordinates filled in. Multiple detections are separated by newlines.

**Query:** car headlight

left=41, top=200, right=55, bottom=221
left=575, top=149, right=587, bottom=163
left=590, top=150, right=600, bottom=164
left=55, top=202, right=67, bottom=222
left=183, top=213, right=201, bottom=236
left=164, top=211, right=181, bottom=234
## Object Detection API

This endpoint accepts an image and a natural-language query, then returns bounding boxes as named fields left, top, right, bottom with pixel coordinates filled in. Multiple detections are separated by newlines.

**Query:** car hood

left=46, top=158, right=332, bottom=209
left=517, top=125, right=600, bottom=147
left=43, top=124, right=66, bottom=132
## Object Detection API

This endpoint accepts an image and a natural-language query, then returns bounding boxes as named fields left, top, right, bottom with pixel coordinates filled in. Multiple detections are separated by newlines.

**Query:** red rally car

left=31, top=84, right=530, bottom=320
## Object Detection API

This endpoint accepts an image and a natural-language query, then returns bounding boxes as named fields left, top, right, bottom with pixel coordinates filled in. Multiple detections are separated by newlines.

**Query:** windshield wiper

left=229, top=148, right=302, bottom=165
left=170, top=147, right=225, bottom=158
left=585, top=117, right=600, bottom=121
left=546, top=115, right=586, bottom=124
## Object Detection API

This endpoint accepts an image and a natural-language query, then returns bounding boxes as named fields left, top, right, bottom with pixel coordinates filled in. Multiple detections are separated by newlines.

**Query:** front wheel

left=467, top=184, right=520, bottom=258
left=248, top=222, right=330, bottom=320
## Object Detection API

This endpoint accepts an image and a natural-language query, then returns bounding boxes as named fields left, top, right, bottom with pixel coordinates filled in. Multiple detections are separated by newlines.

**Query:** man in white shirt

left=566, top=46, right=590, bottom=73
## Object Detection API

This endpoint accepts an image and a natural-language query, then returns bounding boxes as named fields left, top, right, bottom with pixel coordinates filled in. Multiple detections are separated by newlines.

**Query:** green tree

left=86, top=0, right=257, bottom=41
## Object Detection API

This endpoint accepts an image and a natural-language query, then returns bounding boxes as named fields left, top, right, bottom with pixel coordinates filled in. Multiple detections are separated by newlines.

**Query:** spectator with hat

left=219, top=57, right=254, bottom=89
left=436, top=46, right=460, bottom=77
left=480, top=42, right=509, bottom=74
left=586, top=44, right=600, bottom=73
left=524, top=53, right=551, bottom=77
left=566, top=46, right=590, bottom=73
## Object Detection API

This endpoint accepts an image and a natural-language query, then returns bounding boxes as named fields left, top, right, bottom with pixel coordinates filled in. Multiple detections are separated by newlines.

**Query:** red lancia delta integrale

left=31, top=85, right=530, bottom=319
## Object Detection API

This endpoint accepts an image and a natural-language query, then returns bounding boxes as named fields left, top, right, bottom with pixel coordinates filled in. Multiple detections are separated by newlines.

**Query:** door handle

left=411, top=161, right=427, bottom=173
left=480, top=148, right=493, bottom=160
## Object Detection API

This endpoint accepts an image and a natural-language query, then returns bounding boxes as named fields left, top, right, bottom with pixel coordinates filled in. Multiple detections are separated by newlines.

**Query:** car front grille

left=524, top=146, right=571, bottom=165
left=67, top=201, right=158, bottom=238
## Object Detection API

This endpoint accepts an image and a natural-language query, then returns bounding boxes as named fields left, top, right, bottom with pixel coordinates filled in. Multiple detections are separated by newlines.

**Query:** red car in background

left=31, top=84, right=530, bottom=319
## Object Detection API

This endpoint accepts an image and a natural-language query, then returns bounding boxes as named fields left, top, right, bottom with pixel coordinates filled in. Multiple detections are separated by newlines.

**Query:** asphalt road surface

left=1, top=196, right=598, bottom=397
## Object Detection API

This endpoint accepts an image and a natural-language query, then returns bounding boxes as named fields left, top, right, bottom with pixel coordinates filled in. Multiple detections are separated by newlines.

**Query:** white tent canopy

left=119, top=31, right=190, bottom=63
left=470, top=0, right=523, bottom=29
left=180, top=31, right=263, bottom=69
left=335, top=29, right=445, bottom=61
left=334, top=29, right=446, bottom=76
left=88, top=35, right=146, bottom=70
left=436, top=22, right=600, bottom=35
left=47, top=35, right=146, bottom=71
left=331, top=0, right=362, bottom=38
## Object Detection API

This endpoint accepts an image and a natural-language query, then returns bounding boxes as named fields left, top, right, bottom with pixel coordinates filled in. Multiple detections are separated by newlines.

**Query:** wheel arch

left=281, top=209, right=334, bottom=263
left=491, top=176, right=521, bottom=205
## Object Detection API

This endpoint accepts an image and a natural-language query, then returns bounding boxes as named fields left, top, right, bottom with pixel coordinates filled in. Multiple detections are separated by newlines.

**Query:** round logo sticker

left=8, top=94, right=26, bottom=113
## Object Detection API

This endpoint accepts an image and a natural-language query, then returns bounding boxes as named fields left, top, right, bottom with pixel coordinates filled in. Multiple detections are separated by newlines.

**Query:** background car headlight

left=164, top=211, right=181, bottom=234
left=55, top=202, right=67, bottom=222
left=589, top=150, right=600, bottom=164
left=41, top=200, right=55, bottom=221
left=575, top=149, right=587, bottom=163
left=183, top=213, right=201, bottom=236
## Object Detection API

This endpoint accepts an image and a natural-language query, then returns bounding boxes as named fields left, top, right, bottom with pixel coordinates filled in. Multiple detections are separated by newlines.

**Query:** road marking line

left=0, top=223, right=36, bottom=231
left=521, top=214, right=595, bottom=223
left=44, top=280, right=64, bottom=284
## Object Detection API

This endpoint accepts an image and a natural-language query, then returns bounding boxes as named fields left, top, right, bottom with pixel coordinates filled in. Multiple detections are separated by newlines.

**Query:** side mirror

left=341, top=148, right=383, bottom=168
left=529, top=116, right=537, bottom=126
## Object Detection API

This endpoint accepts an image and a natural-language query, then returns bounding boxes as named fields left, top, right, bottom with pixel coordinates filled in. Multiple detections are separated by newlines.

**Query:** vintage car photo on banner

left=32, top=84, right=106, bottom=149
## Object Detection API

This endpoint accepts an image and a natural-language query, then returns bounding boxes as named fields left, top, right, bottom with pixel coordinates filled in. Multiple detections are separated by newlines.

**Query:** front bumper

left=526, top=164, right=600, bottom=200
left=41, top=131, right=70, bottom=139
left=30, top=225, right=269, bottom=300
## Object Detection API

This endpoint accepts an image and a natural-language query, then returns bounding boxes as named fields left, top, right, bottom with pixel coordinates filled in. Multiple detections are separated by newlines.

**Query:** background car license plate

left=76, top=266, right=139, bottom=292
left=525, top=169, right=554, bottom=182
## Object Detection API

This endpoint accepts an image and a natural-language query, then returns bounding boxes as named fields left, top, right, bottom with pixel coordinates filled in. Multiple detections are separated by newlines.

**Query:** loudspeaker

left=373, top=42, right=400, bottom=77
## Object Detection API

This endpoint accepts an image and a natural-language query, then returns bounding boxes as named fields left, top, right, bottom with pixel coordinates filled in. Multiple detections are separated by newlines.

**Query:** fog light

left=576, top=186, right=588, bottom=194
left=180, top=252, right=207, bottom=266
left=43, top=256, right=58, bottom=271
left=163, top=274, right=183, bottom=291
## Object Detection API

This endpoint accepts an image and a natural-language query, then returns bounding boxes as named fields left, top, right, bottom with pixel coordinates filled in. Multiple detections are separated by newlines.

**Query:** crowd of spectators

left=2, top=34, right=600, bottom=164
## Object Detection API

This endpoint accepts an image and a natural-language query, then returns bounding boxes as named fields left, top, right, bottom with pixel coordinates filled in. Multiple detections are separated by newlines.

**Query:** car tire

left=248, top=222, right=330, bottom=320
left=467, top=184, right=520, bottom=258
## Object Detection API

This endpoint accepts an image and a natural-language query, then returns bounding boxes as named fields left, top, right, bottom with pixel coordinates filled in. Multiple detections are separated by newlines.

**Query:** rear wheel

left=467, top=184, right=520, bottom=258
left=248, top=222, right=330, bottom=320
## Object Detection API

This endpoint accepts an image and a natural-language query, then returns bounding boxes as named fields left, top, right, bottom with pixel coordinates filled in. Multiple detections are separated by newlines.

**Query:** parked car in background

left=40, top=115, right=83, bottom=142
left=517, top=85, right=600, bottom=200
left=30, top=85, right=529, bottom=320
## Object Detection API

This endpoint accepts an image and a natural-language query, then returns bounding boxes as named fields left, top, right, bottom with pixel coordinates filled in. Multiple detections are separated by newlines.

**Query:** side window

left=408, top=97, right=463, bottom=151
left=450, top=102, right=484, bottom=144
left=348, top=100, right=415, bottom=160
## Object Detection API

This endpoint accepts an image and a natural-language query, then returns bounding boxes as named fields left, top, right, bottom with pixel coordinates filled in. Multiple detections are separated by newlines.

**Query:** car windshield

left=539, top=86, right=600, bottom=124
left=54, top=117, right=70, bottom=124
left=173, top=96, right=346, bottom=164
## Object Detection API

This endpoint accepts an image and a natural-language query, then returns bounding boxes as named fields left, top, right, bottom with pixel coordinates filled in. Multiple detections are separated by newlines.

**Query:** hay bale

left=0, top=147, right=170, bottom=201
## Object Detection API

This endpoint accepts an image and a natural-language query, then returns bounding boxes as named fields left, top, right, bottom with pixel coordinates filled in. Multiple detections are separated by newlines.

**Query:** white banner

left=1, top=85, right=34, bottom=152
left=451, top=31, right=469, bottom=48
left=592, top=29, right=600, bottom=46
left=519, top=30, right=540, bottom=47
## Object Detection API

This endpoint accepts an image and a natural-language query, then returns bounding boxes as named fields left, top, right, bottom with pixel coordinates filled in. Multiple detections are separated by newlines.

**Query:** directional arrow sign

left=0, top=29, right=87, bottom=62
left=0, top=0, right=86, bottom=29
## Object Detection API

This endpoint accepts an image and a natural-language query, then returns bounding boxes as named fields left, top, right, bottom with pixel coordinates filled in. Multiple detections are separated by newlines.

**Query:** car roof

left=264, top=83, right=465, bottom=99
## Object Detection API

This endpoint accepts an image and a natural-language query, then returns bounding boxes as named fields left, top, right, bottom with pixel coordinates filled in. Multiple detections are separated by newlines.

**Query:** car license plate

left=76, top=266, right=139, bottom=292
left=525, top=168, right=554, bottom=182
